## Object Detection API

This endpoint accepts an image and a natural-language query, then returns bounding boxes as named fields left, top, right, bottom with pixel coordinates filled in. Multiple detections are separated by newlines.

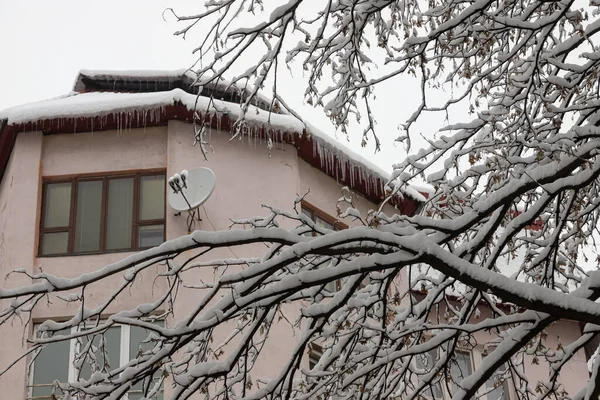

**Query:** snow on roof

left=78, top=68, right=195, bottom=80
left=74, top=69, right=278, bottom=113
left=73, top=69, right=196, bottom=92
left=0, top=89, right=296, bottom=131
left=0, top=70, right=428, bottom=204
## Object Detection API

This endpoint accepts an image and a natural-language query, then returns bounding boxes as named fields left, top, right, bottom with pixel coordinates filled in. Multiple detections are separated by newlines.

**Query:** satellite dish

left=168, top=167, right=216, bottom=212
left=168, top=168, right=216, bottom=233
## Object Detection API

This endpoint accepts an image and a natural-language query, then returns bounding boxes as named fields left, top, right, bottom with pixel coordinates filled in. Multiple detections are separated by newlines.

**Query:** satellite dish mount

left=168, top=168, right=216, bottom=233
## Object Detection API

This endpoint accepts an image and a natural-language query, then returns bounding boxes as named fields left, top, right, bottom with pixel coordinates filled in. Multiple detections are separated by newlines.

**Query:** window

left=415, top=349, right=512, bottom=400
left=300, top=201, right=372, bottom=291
left=39, top=172, right=165, bottom=256
left=300, top=201, right=347, bottom=234
left=413, top=350, right=466, bottom=399
left=415, top=350, right=444, bottom=399
left=301, top=202, right=347, bottom=292
left=28, top=322, right=164, bottom=400
left=482, top=351, right=512, bottom=400
left=448, top=351, right=473, bottom=396
left=308, top=343, right=323, bottom=370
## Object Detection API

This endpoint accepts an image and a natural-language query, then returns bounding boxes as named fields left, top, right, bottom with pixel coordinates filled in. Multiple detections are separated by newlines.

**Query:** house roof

left=0, top=70, right=426, bottom=214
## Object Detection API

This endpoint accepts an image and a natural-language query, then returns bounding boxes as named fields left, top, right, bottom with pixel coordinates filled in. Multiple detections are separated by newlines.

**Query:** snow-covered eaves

left=0, top=90, right=294, bottom=131
left=0, top=70, right=427, bottom=212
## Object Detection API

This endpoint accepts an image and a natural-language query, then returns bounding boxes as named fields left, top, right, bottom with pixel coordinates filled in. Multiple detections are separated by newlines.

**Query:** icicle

left=267, top=136, right=273, bottom=158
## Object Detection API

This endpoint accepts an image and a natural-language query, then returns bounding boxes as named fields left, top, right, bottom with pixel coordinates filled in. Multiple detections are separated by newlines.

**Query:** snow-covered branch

left=5, top=0, right=600, bottom=398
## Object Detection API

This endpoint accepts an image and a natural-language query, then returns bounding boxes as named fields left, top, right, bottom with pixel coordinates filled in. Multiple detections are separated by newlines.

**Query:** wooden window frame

left=300, top=201, right=349, bottom=292
left=39, top=170, right=166, bottom=257
left=300, top=200, right=348, bottom=233
left=300, top=201, right=375, bottom=290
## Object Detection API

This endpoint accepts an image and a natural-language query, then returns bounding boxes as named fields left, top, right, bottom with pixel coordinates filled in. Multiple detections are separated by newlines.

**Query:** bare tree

left=4, top=0, right=600, bottom=399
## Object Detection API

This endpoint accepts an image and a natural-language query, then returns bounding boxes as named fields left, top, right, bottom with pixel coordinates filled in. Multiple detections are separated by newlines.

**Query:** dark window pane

left=41, top=232, right=69, bottom=255
left=78, top=327, right=120, bottom=380
left=129, top=320, right=164, bottom=361
left=140, top=176, right=165, bottom=221
left=106, top=178, right=134, bottom=250
left=324, top=278, right=337, bottom=293
left=44, top=183, right=71, bottom=228
left=415, top=350, right=444, bottom=398
left=486, top=370, right=510, bottom=400
left=450, top=351, right=473, bottom=395
left=31, top=329, right=71, bottom=398
left=584, top=334, right=600, bottom=360
left=129, top=392, right=164, bottom=400
left=129, top=322, right=164, bottom=400
left=315, top=216, right=333, bottom=230
left=139, top=224, right=164, bottom=248
left=301, top=207, right=313, bottom=237
left=74, top=180, right=103, bottom=252
left=309, top=343, right=322, bottom=370
left=484, top=353, right=511, bottom=400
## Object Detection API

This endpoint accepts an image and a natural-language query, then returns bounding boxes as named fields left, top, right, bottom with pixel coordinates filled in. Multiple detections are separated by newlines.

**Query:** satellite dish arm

left=169, top=170, right=203, bottom=233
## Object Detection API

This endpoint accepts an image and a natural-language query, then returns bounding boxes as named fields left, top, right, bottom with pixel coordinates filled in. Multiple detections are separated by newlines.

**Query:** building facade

left=0, top=71, right=590, bottom=399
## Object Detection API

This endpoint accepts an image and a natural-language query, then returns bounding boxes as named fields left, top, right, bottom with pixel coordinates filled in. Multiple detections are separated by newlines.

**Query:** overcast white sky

left=0, top=0, right=455, bottom=175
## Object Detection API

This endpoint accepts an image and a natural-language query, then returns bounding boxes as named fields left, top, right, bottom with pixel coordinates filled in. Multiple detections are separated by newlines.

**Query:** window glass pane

left=449, top=351, right=473, bottom=395
left=315, top=216, right=333, bottom=230
left=78, top=327, right=120, bottom=380
left=415, top=350, right=443, bottom=398
left=106, top=178, right=134, bottom=250
left=74, top=180, right=103, bottom=253
left=128, top=388, right=164, bottom=400
left=44, top=183, right=71, bottom=228
left=129, top=322, right=164, bottom=400
left=485, top=355, right=510, bottom=400
left=140, top=175, right=165, bottom=221
left=129, top=321, right=164, bottom=360
left=129, top=392, right=164, bottom=400
left=41, top=232, right=69, bottom=255
left=139, top=224, right=164, bottom=248
left=325, top=280, right=338, bottom=293
left=309, top=344, right=322, bottom=370
left=301, top=207, right=313, bottom=237
left=31, top=330, right=71, bottom=398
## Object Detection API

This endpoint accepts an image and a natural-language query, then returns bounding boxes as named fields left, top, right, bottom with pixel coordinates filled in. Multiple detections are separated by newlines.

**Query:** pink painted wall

left=42, top=126, right=167, bottom=176
left=297, top=157, right=396, bottom=227
left=0, top=131, right=43, bottom=399
left=35, top=127, right=169, bottom=320
left=456, top=306, right=588, bottom=397
left=165, top=121, right=304, bottom=389
left=0, top=122, right=590, bottom=399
